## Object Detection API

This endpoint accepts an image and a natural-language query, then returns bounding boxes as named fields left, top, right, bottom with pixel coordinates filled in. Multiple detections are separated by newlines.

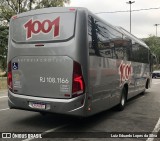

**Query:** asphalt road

left=0, top=79, right=160, bottom=141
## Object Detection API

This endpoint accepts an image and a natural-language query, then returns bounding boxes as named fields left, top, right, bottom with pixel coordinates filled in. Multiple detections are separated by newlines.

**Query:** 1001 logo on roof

left=24, top=17, right=60, bottom=40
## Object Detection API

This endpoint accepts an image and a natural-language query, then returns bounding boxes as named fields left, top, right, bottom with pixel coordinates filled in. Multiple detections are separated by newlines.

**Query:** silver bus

left=7, top=7, right=152, bottom=117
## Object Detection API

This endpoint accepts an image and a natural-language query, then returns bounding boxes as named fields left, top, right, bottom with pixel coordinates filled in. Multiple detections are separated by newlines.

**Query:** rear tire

left=117, top=88, right=127, bottom=111
left=39, top=112, right=47, bottom=116
left=141, top=79, right=149, bottom=95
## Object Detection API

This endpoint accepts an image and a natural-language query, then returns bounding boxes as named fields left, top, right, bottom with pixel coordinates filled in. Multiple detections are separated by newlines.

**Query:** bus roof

left=11, top=7, right=87, bottom=19
left=11, top=7, right=150, bottom=50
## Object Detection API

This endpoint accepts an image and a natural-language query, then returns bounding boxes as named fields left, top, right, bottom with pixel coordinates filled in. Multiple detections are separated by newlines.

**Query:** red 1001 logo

left=119, top=61, right=132, bottom=86
left=24, top=17, right=60, bottom=40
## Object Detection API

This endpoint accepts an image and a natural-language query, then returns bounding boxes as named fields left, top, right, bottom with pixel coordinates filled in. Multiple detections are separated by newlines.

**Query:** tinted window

left=131, top=42, right=149, bottom=63
left=88, top=15, right=130, bottom=60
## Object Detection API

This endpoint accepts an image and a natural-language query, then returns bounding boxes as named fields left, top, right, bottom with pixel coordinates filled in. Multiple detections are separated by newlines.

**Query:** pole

left=126, top=1, right=135, bottom=33
left=154, top=24, right=160, bottom=37
left=30, top=0, right=32, bottom=10
left=130, top=3, right=131, bottom=33
left=18, top=0, right=20, bottom=13
left=156, top=25, right=157, bottom=37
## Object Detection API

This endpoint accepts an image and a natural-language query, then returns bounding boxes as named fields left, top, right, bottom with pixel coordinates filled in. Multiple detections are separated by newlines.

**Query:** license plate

left=29, top=102, right=46, bottom=109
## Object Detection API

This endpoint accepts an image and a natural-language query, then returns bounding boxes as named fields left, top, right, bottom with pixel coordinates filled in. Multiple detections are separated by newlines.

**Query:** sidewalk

left=0, top=77, right=7, bottom=90
left=0, top=89, right=7, bottom=93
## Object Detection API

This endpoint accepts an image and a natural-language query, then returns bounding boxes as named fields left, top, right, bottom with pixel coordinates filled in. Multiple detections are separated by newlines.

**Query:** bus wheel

left=39, top=112, right=47, bottom=116
left=141, top=79, right=149, bottom=95
left=117, top=88, right=127, bottom=111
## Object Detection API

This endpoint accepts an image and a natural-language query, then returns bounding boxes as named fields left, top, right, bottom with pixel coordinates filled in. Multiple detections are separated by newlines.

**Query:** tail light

left=7, top=61, right=13, bottom=91
left=72, top=61, right=85, bottom=98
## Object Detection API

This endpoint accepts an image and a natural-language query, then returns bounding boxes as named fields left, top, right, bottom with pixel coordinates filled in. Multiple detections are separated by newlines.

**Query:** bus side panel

left=127, top=62, right=150, bottom=99
left=88, top=57, right=119, bottom=115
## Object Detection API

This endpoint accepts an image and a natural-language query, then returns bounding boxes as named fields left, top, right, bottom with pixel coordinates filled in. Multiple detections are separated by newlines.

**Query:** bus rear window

left=11, top=12, right=76, bottom=43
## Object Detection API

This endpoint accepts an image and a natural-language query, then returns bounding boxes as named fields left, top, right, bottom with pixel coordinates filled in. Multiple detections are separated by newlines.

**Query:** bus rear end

left=7, top=7, right=89, bottom=117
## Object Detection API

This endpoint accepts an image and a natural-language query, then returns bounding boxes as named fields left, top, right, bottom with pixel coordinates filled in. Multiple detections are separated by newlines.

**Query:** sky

left=66, top=0, right=160, bottom=38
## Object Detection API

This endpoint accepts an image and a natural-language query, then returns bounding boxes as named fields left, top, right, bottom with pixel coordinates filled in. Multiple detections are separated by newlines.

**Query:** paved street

left=0, top=79, right=160, bottom=141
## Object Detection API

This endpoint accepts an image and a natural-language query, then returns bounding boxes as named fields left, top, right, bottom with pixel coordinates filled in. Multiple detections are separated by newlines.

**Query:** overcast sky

left=66, top=0, right=160, bottom=38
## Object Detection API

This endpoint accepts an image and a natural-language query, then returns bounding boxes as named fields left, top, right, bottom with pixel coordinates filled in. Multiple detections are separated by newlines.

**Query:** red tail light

left=69, top=8, right=76, bottom=11
left=7, top=61, right=13, bottom=91
left=72, top=61, right=85, bottom=97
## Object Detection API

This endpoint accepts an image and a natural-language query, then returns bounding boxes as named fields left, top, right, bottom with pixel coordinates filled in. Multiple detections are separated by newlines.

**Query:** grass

left=0, top=77, right=7, bottom=90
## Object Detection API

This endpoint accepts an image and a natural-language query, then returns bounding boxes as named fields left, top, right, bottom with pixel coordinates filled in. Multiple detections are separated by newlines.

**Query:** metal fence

left=0, top=77, right=7, bottom=89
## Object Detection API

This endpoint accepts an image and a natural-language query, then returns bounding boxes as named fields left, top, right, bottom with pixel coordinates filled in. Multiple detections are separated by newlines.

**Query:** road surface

left=0, top=79, right=160, bottom=141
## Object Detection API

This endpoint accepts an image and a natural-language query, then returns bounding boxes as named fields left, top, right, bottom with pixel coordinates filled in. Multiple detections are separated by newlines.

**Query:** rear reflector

left=69, top=8, right=76, bottom=11
left=72, top=61, right=85, bottom=97
left=64, top=94, right=70, bottom=97
left=7, top=61, right=13, bottom=91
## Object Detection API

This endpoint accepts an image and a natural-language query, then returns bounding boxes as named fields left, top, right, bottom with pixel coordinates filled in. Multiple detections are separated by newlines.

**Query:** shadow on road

left=10, top=90, right=151, bottom=133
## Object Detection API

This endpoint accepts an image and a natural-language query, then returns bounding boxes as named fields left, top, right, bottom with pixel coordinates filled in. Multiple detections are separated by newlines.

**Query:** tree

left=0, top=0, right=28, bottom=22
left=144, top=35, right=160, bottom=67
left=35, top=0, right=70, bottom=9
left=0, top=26, right=8, bottom=71
left=0, top=0, right=70, bottom=22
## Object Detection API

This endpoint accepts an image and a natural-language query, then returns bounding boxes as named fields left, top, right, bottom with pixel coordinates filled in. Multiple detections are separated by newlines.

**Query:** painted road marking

left=0, top=108, right=9, bottom=112
left=153, top=82, right=160, bottom=85
left=22, top=124, right=69, bottom=141
left=0, top=96, right=7, bottom=99
left=146, top=117, right=160, bottom=141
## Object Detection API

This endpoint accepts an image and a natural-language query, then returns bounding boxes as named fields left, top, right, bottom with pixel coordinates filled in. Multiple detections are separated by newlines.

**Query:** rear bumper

left=8, top=90, right=87, bottom=117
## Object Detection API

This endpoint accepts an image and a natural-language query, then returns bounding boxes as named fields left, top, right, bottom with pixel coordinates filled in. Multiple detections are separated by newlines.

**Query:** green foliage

left=0, top=26, right=8, bottom=71
left=0, top=0, right=70, bottom=22
left=35, top=0, right=70, bottom=9
left=144, top=35, right=160, bottom=65
left=0, top=0, right=29, bottom=22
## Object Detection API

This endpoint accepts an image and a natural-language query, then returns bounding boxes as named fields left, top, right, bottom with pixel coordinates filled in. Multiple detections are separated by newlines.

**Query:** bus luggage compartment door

left=11, top=56, right=73, bottom=99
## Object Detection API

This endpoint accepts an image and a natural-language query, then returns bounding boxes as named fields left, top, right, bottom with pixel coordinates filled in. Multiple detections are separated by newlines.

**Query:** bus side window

left=88, top=15, right=132, bottom=61
left=139, top=46, right=149, bottom=63
left=88, top=15, right=101, bottom=56
left=125, top=38, right=132, bottom=61
left=131, top=42, right=139, bottom=62
left=94, top=20, right=111, bottom=58
left=88, top=15, right=115, bottom=58
left=88, top=16, right=95, bottom=55
left=113, top=38, right=129, bottom=60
